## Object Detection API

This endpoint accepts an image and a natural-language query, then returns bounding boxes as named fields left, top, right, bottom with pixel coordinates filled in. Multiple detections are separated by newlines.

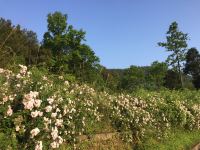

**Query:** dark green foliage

left=67, top=44, right=100, bottom=78
left=184, top=48, right=200, bottom=89
left=184, top=48, right=200, bottom=76
left=146, top=61, right=168, bottom=89
left=193, top=76, right=200, bottom=89
left=164, top=70, right=182, bottom=89
left=0, top=18, right=51, bottom=67
left=101, top=68, right=123, bottom=91
left=120, top=66, right=146, bottom=91
left=119, top=62, right=168, bottom=91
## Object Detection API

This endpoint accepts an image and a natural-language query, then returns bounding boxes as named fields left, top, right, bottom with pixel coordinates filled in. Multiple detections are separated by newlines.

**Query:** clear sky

left=0, top=0, right=200, bottom=68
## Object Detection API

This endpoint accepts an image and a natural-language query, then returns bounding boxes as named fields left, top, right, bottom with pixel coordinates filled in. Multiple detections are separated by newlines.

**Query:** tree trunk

left=36, top=47, right=40, bottom=65
left=177, top=59, right=184, bottom=88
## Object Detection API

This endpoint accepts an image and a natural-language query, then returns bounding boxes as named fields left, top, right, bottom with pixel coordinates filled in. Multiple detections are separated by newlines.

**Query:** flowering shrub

left=0, top=65, right=200, bottom=149
left=99, top=90, right=200, bottom=145
left=0, top=65, right=102, bottom=149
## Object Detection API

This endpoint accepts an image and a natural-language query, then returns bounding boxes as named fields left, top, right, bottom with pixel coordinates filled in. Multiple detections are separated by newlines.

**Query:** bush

left=0, top=65, right=102, bottom=149
left=0, top=65, right=200, bottom=149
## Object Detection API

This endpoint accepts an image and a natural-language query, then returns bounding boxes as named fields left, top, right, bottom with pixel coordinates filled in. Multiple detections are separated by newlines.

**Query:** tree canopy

left=184, top=48, right=200, bottom=89
left=0, top=18, right=50, bottom=67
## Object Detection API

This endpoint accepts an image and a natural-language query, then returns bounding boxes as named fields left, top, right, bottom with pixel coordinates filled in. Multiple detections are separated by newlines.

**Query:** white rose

left=51, top=127, right=58, bottom=140
left=34, top=99, right=42, bottom=108
left=31, top=111, right=38, bottom=118
left=35, top=141, right=43, bottom=150
left=30, top=128, right=40, bottom=138
left=45, top=106, right=52, bottom=112
left=51, top=113, right=57, bottom=118
left=6, top=105, right=13, bottom=116
left=50, top=141, right=59, bottom=149
left=47, top=98, right=54, bottom=104
left=16, top=126, right=20, bottom=132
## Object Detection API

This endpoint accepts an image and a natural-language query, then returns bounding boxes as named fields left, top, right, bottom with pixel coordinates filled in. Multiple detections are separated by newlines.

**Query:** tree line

left=0, top=12, right=200, bottom=91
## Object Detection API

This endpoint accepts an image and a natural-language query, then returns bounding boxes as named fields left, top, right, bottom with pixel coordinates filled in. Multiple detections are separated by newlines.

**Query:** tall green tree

left=158, top=22, right=189, bottom=88
left=42, top=12, right=86, bottom=73
left=42, top=12, right=102, bottom=85
left=42, top=11, right=85, bottom=57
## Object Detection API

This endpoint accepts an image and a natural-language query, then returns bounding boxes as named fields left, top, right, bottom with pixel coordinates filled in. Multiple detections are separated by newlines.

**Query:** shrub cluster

left=0, top=65, right=200, bottom=149
left=0, top=65, right=101, bottom=149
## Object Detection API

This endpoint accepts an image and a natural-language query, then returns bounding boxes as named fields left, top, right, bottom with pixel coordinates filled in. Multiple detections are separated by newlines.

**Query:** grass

left=75, top=135, right=132, bottom=150
left=141, top=129, right=200, bottom=150
left=58, top=134, right=132, bottom=150
left=58, top=128, right=200, bottom=150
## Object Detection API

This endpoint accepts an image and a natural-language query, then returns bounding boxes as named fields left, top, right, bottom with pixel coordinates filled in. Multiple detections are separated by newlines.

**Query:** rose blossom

left=23, top=100, right=34, bottom=110
left=31, top=111, right=39, bottom=118
left=31, top=110, right=43, bottom=118
left=55, top=119, right=63, bottom=127
left=3, top=96, right=8, bottom=103
left=23, top=91, right=39, bottom=110
left=45, top=106, right=52, bottom=112
left=56, top=108, right=61, bottom=113
left=19, top=64, right=27, bottom=75
left=0, top=68, right=4, bottom=73
left=50, top=141, right=59, bottom=149
left=16, top=84, right=21, bottom=88
left=35, top=141, right=43, bottom=150
left=34, top=99, right=42, bottom=108
left=6, top=105, right=13, bottom=116
left=58, top=136, right=64, bottom=144
left=47, top=98, right=54, bottom=104
left=30, top=128, right=40, bottom=138
left=38, top=111, right=43, bottom=117
left=16, top=125, right=20, bottom=132
left=51, top=127, right=58, bottom=140
left=51, top=112, right=57, bottom=118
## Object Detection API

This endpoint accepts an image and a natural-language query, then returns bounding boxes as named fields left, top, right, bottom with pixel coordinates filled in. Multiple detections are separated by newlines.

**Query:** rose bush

left=1, top=65, right=200, bottom=149
left=0, top=65, right=102, bottom=149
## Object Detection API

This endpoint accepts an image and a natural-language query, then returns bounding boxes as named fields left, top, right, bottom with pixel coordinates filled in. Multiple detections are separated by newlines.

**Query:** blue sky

left=0, top=0, right=200, bottom=68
